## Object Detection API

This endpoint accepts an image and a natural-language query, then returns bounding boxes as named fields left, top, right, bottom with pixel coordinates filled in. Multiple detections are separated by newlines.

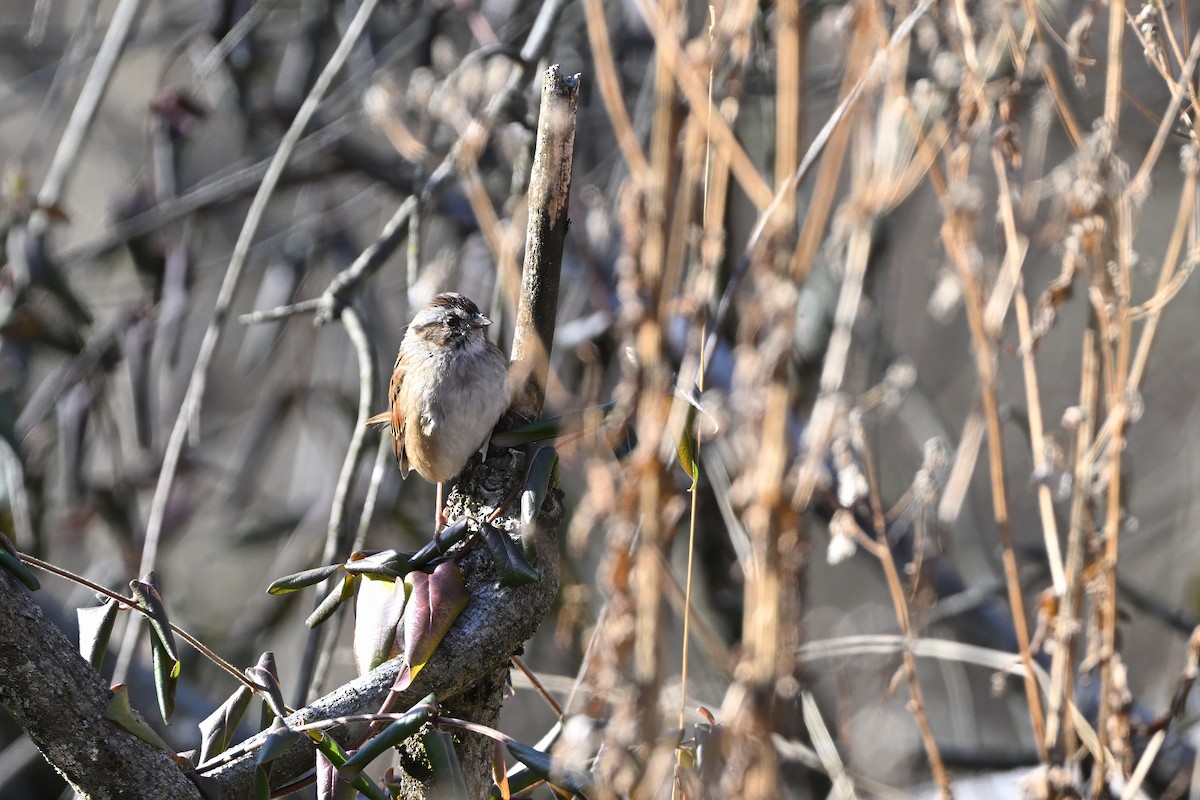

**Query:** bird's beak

left=472, top=313, right=492, bottom=329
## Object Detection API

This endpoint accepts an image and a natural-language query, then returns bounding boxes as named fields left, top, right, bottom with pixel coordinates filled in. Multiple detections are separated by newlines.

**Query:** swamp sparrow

left=366, top=293, right=510, bottom=485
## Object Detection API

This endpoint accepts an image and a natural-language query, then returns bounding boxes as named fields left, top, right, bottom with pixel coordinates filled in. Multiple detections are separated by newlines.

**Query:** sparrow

left=366, top=293, right=510, bottom=487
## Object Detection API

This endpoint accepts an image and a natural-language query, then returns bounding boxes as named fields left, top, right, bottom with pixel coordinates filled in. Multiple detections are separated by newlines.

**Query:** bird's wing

left=387, top=351, right=411, bottom=478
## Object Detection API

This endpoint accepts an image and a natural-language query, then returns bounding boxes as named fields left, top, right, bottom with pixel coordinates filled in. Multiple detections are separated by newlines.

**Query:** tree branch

left=0, top=571, right=202, bottom=799
left=509, top=65, right=580, bottom=420
left=201, top=455, right=562, bottom=799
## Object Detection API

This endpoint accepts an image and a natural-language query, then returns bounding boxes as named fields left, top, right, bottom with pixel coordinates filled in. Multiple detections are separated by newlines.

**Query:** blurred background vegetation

left=3, top=0, right=1200, bottom=797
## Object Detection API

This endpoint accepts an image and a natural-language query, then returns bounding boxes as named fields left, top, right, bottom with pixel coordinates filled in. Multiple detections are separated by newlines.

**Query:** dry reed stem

left=1013, top=286, right=1066, bottom=593
left=1128, top=159, right=1199, bottom=390
left=1096, top=160, right=1135, bottom=800
left=582, top=0, right=650, bottom=182
left=796, top=635, right=1150, bottom=799
left=459, top=165, right=523, bottom=311
left=788, top=19, right=863, bottom=283
left=630, top=0, right=774, bottom=210
left=775, top=0, right=802, bottom=229
left=995, top=150, right=1066, bottom=594
left=858, top=435, right=951, bottom=798
left=1104, top=0, right=1126, bottom=129
left=1019, top=0, right=1084, bottom=147
left=792, top=211, right=870, bottom=511
left=936, top=408, right=984, bottom=526
left=1047, top=316, right=1098, bottom=771
left=941, top=172, right=1048, bottom=756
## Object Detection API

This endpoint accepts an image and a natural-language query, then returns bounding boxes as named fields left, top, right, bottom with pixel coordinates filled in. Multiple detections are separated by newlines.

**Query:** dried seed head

left=931, top=52, right=963, bottom=90
left=882, top=360, right=917, bottom=408
left=1061, top=405, right=1086, bottom=429
left=1183, top=144, right=1200, bottom=176
left=928, top=269, right=963, bottom=322
left=827, top=510, right=862, bottom=565
left=913, top=437, right=951, bottom=505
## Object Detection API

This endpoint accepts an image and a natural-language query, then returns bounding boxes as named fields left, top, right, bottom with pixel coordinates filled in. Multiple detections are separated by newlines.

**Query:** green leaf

left=340, top=695, right=435, bottom=773
left=198, top=684, right=254, bottom=763
left=267, top=564, right=341, bottom=595
left=479, top=523, right=539, bottom=587
left=407, top=519, right=470, bottom=571
left=0, top=545, right=38, bottom=591
left=104, top=685, right=171, bottom=751
left=353, top=573, right=410, bottom=675
left=253, top=764, right=271, bottom=800
left=489, top=402, right=616, bottom=447
left=505, top=741, right=593, bottom=798
left=77, top=599, right=119, bottom=671
left=129, top=573, right=179, bottom=665
left=306, top=572, right=359, bottom=629
left=424, top=729, right=468, bottom=797
left=676, top=403, right=700, bottom=488
left=521, top=447, right=558, bottom=526
left=257, top=720, right=303, bottom=765
left=150, top=633, right=179, bottom=723
left=520, top=447, right=558, bottom=562
left=344, top=548, right=413, bottom=579
left=399, top=564, right=468, bottom=690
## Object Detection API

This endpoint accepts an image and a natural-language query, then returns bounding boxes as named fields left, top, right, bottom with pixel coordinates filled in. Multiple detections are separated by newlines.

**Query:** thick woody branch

left=202, top=454, right=561, bottom=799
left=509, top=66, right=580, bottom=420
left=0, top=571, right=202, bottom=800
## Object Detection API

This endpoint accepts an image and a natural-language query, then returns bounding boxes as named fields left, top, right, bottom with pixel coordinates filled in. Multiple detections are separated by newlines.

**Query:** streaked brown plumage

left=366, top=293, right=510, bottom=483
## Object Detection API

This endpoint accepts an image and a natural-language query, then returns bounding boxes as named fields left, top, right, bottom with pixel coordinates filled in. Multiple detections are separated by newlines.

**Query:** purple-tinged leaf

left=316, top=748, right=357, bottom=800
left=312, top=732, right=389, bottom=800
left=398, top=564, right=468, bottom=691
left=245, top=651, right=287, bottom=720
left=129, top=573, right=178, bottom=664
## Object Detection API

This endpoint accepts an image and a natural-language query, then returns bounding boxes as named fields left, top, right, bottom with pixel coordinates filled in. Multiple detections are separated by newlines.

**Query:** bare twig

left=293, top=305, right=377, bottom=705
left=62, top=113, right=364, bottom=261
left=35, top=0, right=144, bottom=213
left=18, top=554, right=260, bottom=694
left=0, top=571, right=202, bottom=799
left=313, top=196, right=418, bottom=325
left=704, top=0, right=935, bottom=375
left=118, top=0, right=383, bottom=684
